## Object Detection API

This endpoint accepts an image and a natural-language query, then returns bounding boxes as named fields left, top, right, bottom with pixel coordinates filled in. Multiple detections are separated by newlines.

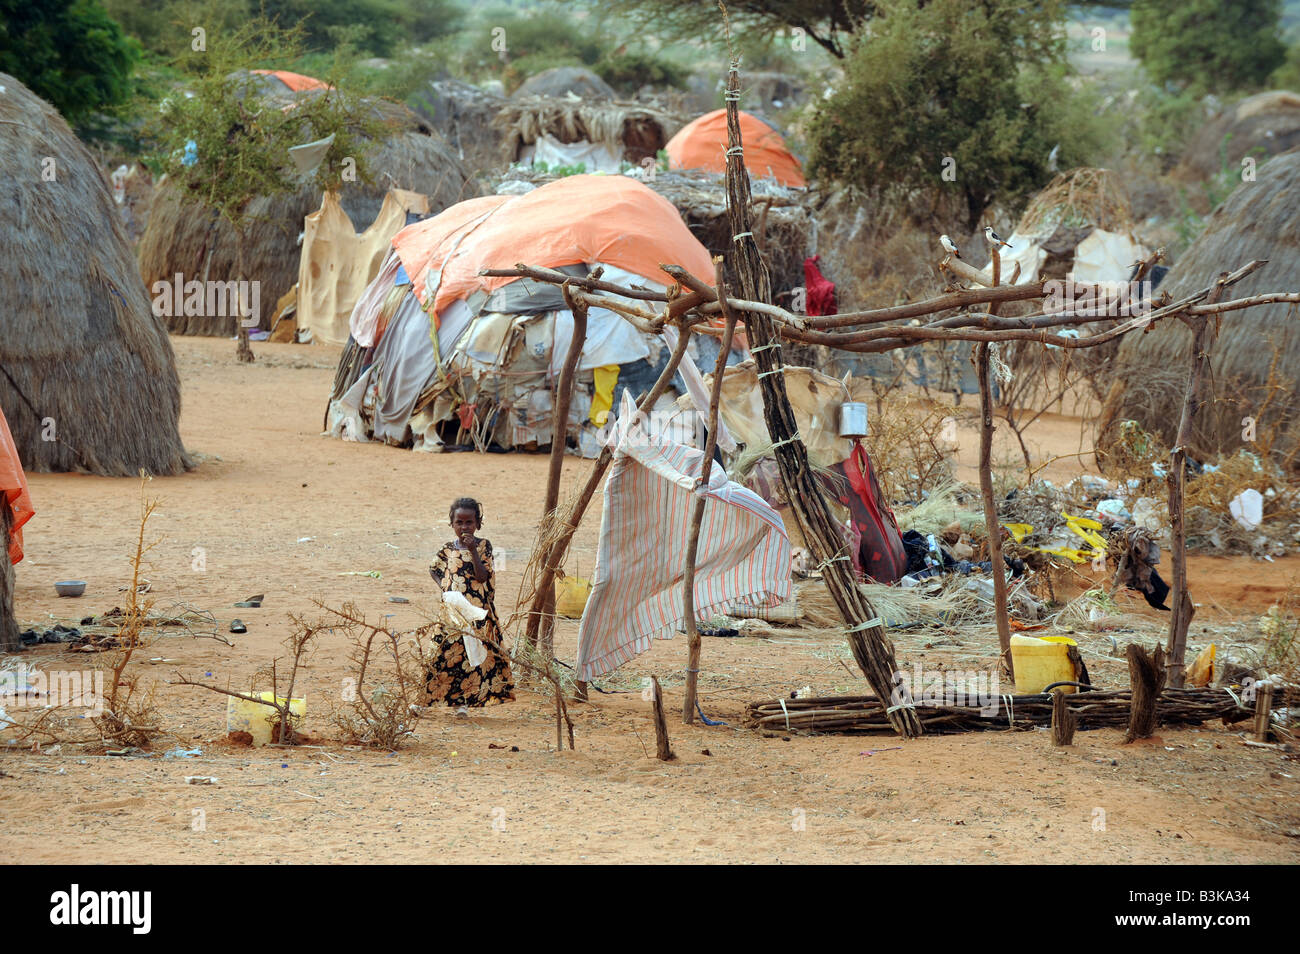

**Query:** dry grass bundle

left=497, top=98, right=680, bottom=165
left=796, top=577, right=985, bottom=629
left=0, top=74, right=189, bottom=477
left=894, top=481, right=982, bottom=536
left=139, top=100, right=478, bottom=334
left=861, top=397, right=963, bottom=504
left=1015, top=167, right=1134, bottom=236
left=1259, top=585, right=1300, bottom=687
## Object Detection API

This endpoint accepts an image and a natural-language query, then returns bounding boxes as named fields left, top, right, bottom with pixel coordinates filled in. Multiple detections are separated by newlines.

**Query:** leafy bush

left=1130, top=0, right=1286, bottom=94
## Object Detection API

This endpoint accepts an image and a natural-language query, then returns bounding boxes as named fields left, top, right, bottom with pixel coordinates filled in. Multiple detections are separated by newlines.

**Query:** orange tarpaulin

left=665, top=109, right=806, bottom=187
left=250, top=69, right=330, bottom=92
left=389, top=175, right=716, bottom=317
left=0, top=406, right=34, bottom=565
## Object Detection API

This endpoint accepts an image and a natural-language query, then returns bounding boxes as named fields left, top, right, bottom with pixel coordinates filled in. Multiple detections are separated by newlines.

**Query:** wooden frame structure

left=498, top=63, right=1300, bottom=739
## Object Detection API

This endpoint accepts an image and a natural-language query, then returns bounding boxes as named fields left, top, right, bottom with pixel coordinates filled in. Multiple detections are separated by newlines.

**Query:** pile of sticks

left=745, top=686, right=1296, bottom=736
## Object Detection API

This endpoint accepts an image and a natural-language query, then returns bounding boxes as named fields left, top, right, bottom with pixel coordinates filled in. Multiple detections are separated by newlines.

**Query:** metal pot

left=838, top=402, right=869, bottom=438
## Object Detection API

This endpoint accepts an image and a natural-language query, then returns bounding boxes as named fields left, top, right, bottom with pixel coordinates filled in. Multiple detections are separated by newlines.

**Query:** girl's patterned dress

left=425, top=539, right=516, bottom=707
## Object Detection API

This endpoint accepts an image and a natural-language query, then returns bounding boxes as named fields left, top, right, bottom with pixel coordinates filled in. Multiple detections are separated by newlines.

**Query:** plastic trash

left=1229, top=489, right=1263, bottom=530
left=1096, top=499, right=1131, bottom=524
left=164, top=747, right=202, bottom=759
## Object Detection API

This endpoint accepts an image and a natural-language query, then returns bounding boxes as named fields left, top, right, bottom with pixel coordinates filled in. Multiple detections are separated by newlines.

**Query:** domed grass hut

left=0, top=75, right=190, bottom=477
left=139, top=95, right=479, bottom=335
left=1101, top=149, right=1300, bottom=465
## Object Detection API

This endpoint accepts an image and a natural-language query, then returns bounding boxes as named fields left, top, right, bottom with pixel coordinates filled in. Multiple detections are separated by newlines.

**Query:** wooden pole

left=529, top=284, right=589, bottom=657
left=1165, top=279, right=1222, bottom=687
left=652, top=675, right=675, bottom=760
left=1050, top=690, right=1076, bottom=746
left=1253, top=680, right=1275, bottom=742
left=522, top=327, right=695, bottom=654
left=1124, top=642, right=1166, bottom=743
left=719, top=61, right=919, bottom=739
left=0, top=502, right=16, bottom=653
left=973, top=245, right=1013, bottom=680
left=682, top=265, right=737, bottom=723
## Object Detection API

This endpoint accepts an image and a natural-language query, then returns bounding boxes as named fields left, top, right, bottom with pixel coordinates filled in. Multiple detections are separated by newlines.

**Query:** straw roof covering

left=1015, top=167, right=1134, bottom=236
left=513, top=66, right=615, bottom=101
left=138, top=98, right=479, bottom=335
left=0, top=75, right=190, bottom=476
left=497, top=97, right=682, bottom=166
left=410, top=77, right=506, bottom=176
left=1104, top=149, right=1300, bottom=464
left=1175, top=90, right=1300, bottom=182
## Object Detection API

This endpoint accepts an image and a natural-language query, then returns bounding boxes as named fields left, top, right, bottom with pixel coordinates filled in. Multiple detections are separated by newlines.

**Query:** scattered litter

left=297, top=537, right=315, bottom=543
left=388, top=596, right=410, bottom=604
left=1229, top=489, right=1263, bottom=530
left=338, top=570, right=382, bottom=579
left=860, top=747, right=904, bottom=756
left=185, top=775, right=217, bottom=785
left=164, top=747, right=202, bottom=759
left=230, top=619, right=247, bottom=634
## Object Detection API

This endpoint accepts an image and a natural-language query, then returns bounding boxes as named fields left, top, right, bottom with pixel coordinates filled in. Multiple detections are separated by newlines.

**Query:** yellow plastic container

left=226, top=692, right=306, bottom=746
left=1011, top=634, right=1078, bottom=694
left=554, top=573, right=592, bottom=619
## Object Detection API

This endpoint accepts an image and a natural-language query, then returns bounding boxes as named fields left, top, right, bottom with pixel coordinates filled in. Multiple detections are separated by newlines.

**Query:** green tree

left=808, top=0, right=1102, bottom=230
left=145, top=17, right=386, bottom=357
left=0, top=0, right=137, bottom=122
left=1130, top=0, right=1285, bottom=94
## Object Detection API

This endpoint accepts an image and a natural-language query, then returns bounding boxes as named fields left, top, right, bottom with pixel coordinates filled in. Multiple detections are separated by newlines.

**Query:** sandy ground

left=2, top=336, right=1297, bottom=864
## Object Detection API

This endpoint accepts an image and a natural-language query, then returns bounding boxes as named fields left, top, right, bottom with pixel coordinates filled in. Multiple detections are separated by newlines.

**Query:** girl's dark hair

left=449, top=497, right=482, bottom=524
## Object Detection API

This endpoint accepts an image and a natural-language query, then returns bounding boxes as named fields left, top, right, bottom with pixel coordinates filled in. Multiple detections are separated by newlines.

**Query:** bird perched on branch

left=983, top=226, right=1012, bottom=249
left=940, top=234, right=961, bottom=259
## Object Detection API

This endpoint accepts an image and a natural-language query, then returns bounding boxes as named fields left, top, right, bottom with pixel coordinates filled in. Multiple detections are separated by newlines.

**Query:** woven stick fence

left=746, top=686, right=1297, bottom=736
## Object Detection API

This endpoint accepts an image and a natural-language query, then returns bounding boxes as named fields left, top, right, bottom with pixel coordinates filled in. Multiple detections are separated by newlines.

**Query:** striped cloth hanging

left=576, top=394, right=790, bottom=680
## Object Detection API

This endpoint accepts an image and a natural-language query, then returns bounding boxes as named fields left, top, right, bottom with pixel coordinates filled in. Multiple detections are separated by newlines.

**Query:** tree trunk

left=721, top=63, right=919, bottom=739
left=1124, top=642, right=1166, bottom=743
left=234, top=232, right=254, bottom=363
left=0, top=503, right=17, bottom=653
left=652, top=676, right=674, bottom=760
left=1051, top=689, right=1076, bottom=746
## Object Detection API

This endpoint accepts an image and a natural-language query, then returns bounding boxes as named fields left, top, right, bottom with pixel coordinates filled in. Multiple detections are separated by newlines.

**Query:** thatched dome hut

left=410, top=77, right=507, bottom=175
left=513, top=66, right=615, bottom=101
left=138, top=99, right=479, bottom=335
left=0, top=75, right=190, bottom=476
left=1102, top=149, right=1300, bottom=464
left=1175, top=91, right=1300, bottom=182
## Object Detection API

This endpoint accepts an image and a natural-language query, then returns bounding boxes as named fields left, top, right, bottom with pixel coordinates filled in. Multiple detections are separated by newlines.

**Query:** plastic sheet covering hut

left=326, top=174, right=726, bottom=453
left=294, top=188, right=430, bottom=345
left=0, top=74, right=190, bottom=477
left=1102, top=149, right=1300, bottom=464
left=138, top=90, right=478, bottom=335
left=665, top=108, right=806, bottom=187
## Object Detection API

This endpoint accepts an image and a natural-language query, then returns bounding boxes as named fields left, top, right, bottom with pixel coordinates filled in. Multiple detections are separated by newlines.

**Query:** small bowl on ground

left=55, top=581, right=86, bottom=598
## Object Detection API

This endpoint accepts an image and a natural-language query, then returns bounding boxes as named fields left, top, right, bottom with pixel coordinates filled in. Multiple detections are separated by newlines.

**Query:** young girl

left=424, top=497, right=516, bottom=707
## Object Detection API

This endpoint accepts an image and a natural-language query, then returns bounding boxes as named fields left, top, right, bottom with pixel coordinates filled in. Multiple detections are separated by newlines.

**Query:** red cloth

left=803, top=255, right=837, bottom=317
left=822, top=442, right=906, bottom=584
left=0, top=406, right=34, bottom=565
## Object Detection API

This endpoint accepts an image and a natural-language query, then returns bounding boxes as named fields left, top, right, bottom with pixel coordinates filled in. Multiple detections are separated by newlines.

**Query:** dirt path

left=2, top=337, right=1296, bottom=863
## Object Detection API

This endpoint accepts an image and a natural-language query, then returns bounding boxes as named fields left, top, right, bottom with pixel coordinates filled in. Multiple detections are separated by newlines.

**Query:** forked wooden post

left=1050, top=690, right=1076, bottom=746
left=682, top=264, right=738, bottom=723
left=1124, top=642, right=1166, bottom=743
left=652, top=676, right=675, bottom=760
left=1165, top=277, right=1223, bottom=687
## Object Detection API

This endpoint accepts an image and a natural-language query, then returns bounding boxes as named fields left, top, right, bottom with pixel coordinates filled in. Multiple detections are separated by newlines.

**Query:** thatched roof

left=497, top=98, right=682, bottom=166
left=138, top=99, right=480, bottom=335
left=1176, top=91, right=1300, bottom=182
left=409, top=78, right=506, bottom=176
left=1105, top=149, right=1300, bottom=463
left=513, top=67, right=615, bottom=101
left=0, top=75, right=190, bottom=476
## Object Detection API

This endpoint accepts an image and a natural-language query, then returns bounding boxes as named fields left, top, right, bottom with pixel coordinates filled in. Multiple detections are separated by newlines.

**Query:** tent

left=248, top=70, right=332, bottom=94
left=326, top=174, right=732, bottom=453
left=665, top=109, right=806, bottom=187
left=0, top=74, right=190, bottom=477
left=293, top=188, right=430, bottom=345
left=497, top=98, right=680, bottom=173
left=138, top=93, right=479, bottom=335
